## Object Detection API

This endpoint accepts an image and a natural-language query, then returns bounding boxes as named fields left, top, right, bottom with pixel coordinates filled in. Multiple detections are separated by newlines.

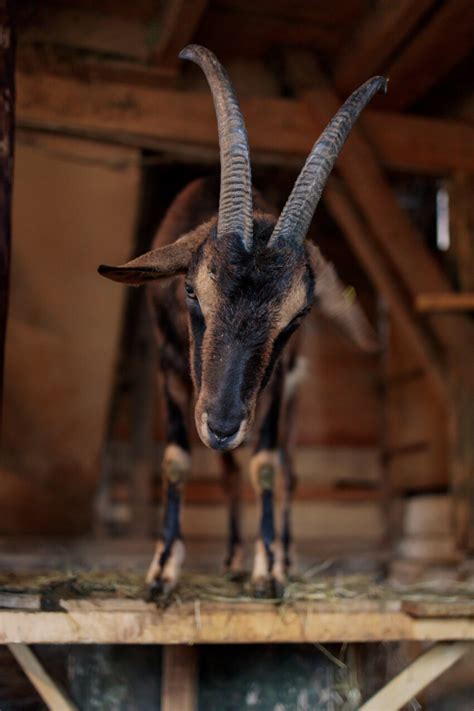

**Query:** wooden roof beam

left=381, top=0, right=474, bottom=110
left=333, top=0, right=437, bottom=96
left=15, top=71, right=474, bottom=175
left=149, top=0, right=209, bottom=68
left=324, top=180, right=446, bottom=398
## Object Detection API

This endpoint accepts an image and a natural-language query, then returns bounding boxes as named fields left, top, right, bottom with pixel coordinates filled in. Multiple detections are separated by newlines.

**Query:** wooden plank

left=333, top=0, right=437, bottom=95
left=416, top=293, right=474, bottom=312
left=323, top=181, right=446, bottom=398
left=300, top=65, right=474, bottom=389
left=385, top=374, right=447, bottom=451
left=3, top=135, right=139, bottom=533
left=180, top=500, right=384, bottom=542
left=162, top=646, right=198, bottom=711
left=402, top=495, right=452, bottom=537
left=449, top=174, right=474, bottom=292
left=14, top=71, right=474, bottom=175
left=360, top=642, right=473, bottom=711
left=8, top=643, right=78, bottom=711
left=151, top=0, right=208, bottom=67
left=1, top=606, right=474, bottom=644
left=388, top=448, right=448, bottom=492
left=19, top=7, right=150, bottom=62
left=0, top=0, right=14, bottom=427
left=382, top=0, right=474, bottom=110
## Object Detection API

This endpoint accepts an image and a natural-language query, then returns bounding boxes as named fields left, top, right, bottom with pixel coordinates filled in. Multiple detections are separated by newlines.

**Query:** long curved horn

left=179, top=45, right=254, bottom=250
left=268, top=76, right=388, bottom=247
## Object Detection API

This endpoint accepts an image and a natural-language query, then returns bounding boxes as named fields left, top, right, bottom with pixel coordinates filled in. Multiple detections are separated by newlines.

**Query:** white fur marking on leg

left=161, top=539, right=186, bottom=588
left=251, top=539, right=269, bottom=582
left=145, top=540, right=165, bottom=585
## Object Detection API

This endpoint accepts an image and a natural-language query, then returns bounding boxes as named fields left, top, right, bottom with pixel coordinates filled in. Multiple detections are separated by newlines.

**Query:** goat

left=99, top=45, right=386, bottom=595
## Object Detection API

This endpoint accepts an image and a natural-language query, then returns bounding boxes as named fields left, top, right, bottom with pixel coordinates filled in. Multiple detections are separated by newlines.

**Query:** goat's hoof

left=145, top=539, right=185, bottom=598
left=146, top=576, right=176, bottom=601
left=250, top=576, right=282, bottom=599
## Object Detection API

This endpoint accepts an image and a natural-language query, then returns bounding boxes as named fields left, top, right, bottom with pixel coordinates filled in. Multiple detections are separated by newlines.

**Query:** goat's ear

left=98, top=225, right=208, bottom=286
left=308, top=244, right=379, bottom=353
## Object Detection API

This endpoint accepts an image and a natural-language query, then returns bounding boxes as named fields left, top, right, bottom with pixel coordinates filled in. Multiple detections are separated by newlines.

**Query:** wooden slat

left=382, top=0, right=474, bottom=110
left=301, top=67, right=474, bottom=386
left=360, top=642, right=473, bottom=711
left=324, top=181, right=445, bottom=397
left=1, top=606, right=474, bottom=644
left=416, top=293, right=474, bottom=313
left=449, top=174, right=474, bottom=292
left=162, top=646, right=198, bottom=711
left=388, top=447, right=448, bottom=492
left=15, top=71, right=474, bottom=175
left=0, top=0, right=14, bottom=427
left=8, top=644, right=78, bottom=711
left=333, top=0, right=437, bottom=95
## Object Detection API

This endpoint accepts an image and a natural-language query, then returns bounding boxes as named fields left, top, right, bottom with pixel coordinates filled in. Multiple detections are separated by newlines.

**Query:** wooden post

left=162, top=646, right=198, bottom=711
left=447, top=175, right=474, bottom=551
left=360, top=642, right=473, bottom=711
left=0, top=0, right=14, bottom=429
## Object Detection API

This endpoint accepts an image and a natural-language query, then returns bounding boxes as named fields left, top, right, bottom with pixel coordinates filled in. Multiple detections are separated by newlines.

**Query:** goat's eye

left=185, top=282, right=197, bottom=300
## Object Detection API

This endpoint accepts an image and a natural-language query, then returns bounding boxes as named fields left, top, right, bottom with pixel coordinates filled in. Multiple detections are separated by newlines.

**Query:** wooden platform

left=1, top=570, right=474, bottom=645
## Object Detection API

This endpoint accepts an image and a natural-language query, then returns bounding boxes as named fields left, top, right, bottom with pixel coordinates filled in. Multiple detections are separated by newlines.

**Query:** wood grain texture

left=333, top=0, right=437, bottom=94
left=15, top=71, right=474, bottom=174
left=1, top=606, right=474, bottom=644
left=0, top=0, right=14, bottom=428
left=382, top=0, right=474, bottom=109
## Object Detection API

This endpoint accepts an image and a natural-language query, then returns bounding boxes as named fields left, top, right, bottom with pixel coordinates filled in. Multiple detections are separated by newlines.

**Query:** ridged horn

left=179, top=45, right=254, bottom=250
left=268, top=76, right=388, bottom=247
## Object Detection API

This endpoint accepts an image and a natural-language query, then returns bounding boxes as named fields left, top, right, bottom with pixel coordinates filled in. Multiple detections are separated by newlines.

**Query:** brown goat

left=99, top=45, right=386, bottom=595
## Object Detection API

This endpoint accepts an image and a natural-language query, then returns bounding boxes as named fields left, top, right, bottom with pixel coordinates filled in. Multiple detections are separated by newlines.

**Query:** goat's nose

left=207, top=411, right=243, bottom=443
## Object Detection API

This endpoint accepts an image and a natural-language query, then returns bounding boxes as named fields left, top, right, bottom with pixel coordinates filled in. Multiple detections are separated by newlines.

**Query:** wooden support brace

left=360, top=641, right=473, bottom=711
left=162, top=645, right=198, bottom=711
left=324, top=180, right=446, bottom=399
left=416, top=293, right=474, bottom=313
left=8, top=643, right=78, bottom=711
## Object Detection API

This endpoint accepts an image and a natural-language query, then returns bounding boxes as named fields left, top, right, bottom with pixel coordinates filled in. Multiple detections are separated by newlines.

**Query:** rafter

left=333, top=0, right=437, bottom=95
left=150, top=0, right=209, bottom=67
left=324, top=180, right=446, bottom=398
left=382, top=0, right=474, bottom=110
left=15, top=70, right=474, bottom=175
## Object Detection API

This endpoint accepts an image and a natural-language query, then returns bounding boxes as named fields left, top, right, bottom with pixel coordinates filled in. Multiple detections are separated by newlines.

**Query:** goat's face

left=186, top=218, right=314, bottom=450
left=99, top=46, right=384, bottom=451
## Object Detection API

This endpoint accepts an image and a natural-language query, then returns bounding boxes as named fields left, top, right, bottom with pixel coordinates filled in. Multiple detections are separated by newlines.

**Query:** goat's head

left=99, top=46, right=386, bottom=451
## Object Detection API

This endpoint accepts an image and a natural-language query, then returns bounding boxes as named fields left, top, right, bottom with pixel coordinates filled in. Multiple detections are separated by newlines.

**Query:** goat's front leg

left=220, top=451, right=244, bottom=576
left=250, top=369, right=286, bottom=597
left=146, top=383, right=190, bottom=595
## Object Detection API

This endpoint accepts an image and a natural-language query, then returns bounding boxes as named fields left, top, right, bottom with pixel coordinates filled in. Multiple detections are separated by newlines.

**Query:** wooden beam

left=0, top=0, right=14, bottom=428
left=298, top=65, right=474, bottom=365
left=151, top=0, right=208, bottom=67
left=333, top=0, right=437, bottom=95
left=1, top=604, right=474, bottom=644
left=449, top=174, right=474, bottom=292
left=15, top=71, right=474, bottom=175
left=416, top=293, right=474, bottom=312
left=8, top=643, right=78, bottom=711
left=360, top=642, right=473, bottom=711
left=324, top=180, right=446, bottom=398
left=162, top=646, right=198, bottom=711
left=382, top=0, right=474, bottom=110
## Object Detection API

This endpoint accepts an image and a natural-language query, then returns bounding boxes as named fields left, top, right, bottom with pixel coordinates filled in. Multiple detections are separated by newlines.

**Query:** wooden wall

left=0, top=132, right=140, bottom=534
